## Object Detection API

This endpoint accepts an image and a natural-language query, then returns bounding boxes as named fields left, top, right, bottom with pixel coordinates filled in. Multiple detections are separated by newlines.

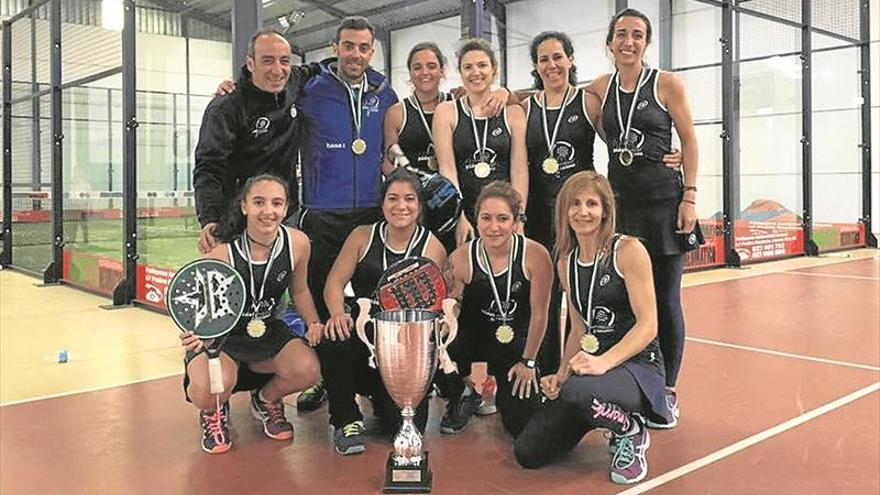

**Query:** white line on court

left=782, top=271, right=879, bottom=281
left=686, top=336, right=880, bottom=372
left=0, top=371, right=184, bottom=407
left=615, top=381, right=880, bottom=495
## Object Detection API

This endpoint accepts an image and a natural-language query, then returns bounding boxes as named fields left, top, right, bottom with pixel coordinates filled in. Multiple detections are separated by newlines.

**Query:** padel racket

left=167, top=259, right=247, bottom=394
left=376, top=256, right=447, bottom=312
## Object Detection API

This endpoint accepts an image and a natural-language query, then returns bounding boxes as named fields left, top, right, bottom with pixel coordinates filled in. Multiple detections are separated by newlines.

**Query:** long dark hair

left=529, top=31, right=578, bottom=90
left=213, top=174, right=289, bottom=243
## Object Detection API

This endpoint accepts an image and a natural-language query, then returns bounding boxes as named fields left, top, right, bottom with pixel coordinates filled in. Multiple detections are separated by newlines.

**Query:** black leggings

left=651, top=253, right=685, bottom=387
left=317, top=336, right=428, bottom=434
left=514, top=367, right=647, bottom=469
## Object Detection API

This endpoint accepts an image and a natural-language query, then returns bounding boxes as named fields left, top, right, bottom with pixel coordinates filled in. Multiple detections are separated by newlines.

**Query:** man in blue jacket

left=296, top=16, right=398, bottom=456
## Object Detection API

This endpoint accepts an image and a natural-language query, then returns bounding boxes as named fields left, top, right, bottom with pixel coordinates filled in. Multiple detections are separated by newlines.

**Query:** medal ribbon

left=571, top=245, right=601, bottom=330
left=466, top=97, right=489, bottom=162
left=541, top=85, right=573, bottom=158
left=410, top=93, right=442, bottom=141
left=480, top=235, right=516, bottom=324
left=242, top=229, right=280, bottom=317
left=614, top=67, right=648, bottom=151
left=340, top=76, right=365, bottom=140
left=380, top=222, right=422, bottom=270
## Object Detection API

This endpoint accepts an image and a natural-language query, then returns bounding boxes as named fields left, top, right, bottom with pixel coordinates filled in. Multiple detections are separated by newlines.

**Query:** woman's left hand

left=507, top=362, right=538, bottom=400
left=677, top=200, right=697, bottom=234
left=662, top=148, right=683, bottom=170
left=569, top=351, right=612, bottom=376
left=483, top=88, right=510, bottom=117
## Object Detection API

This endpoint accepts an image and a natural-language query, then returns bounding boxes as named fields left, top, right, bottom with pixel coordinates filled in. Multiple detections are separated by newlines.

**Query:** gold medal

left=427, top=156, right=439, bottom=171
left=542, top=157, right=559, bottom=175
left=352, top=138, right=367, bottom=155
left=619, top=148, right=634, bottom=167
left=247, top=318, right=266, bottom=338
left=495, top=324, right=514, bottom=344
left=474, top=161, right=491, bottom=178
left=580, top=333, right=599, bottom=354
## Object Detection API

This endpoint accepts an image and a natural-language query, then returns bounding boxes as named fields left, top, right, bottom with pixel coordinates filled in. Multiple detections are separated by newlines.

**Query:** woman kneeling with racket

left=322, top=169, right=447, bottom=456
left=441, top=181, right=553, bottom=437
left=514, top=171, right=666, bottom=485
left=179, top=174, right=323, bottom=454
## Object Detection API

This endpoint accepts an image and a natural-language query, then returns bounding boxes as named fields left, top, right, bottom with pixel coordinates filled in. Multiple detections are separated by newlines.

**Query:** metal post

left=172, top=94, right=179, bottom=192
left=493, top=1, right=507, bottom=86
left=30, top=8, right=41, bottom=194
left=46, top=0, right=63, bottom=283
left=616, top=0, right=628, bottom=13
left=113, top=0, right=137, bottom=306
left=800, top=0, right=817, bottom=255
left=378, top=28, right=392, bottom=81
left=859, top=0, right=875, bottom=247
left=659, top=0, right=672, bottom=69
left=183, top=15, right=193, bottom=193
left=231, top=0, right=261, bottom=75
left=2, top=22, right=12, bottom=267
left=107, top=88, right=113, bottom=192
left=462, top=0, right=490, bottom=41
left=721, top=0, right=740, bottom=266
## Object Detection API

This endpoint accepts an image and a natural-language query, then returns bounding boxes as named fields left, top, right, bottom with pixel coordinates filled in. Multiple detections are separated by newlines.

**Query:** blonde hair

left=553, top=171, right=616, bottom=260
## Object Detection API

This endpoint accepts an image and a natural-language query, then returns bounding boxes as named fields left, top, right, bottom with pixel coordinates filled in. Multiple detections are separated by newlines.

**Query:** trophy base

left=383, top=451, right=432, bottom=493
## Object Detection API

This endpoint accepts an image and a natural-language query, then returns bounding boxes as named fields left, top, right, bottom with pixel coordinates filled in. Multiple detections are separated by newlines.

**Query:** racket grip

left=208, top=356, right=225, bottom=394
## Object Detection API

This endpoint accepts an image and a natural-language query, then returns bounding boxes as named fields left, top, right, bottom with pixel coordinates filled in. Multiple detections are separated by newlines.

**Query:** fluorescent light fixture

left=277, top=10, right=305, bottom=34
left=102, top=0, right=124, bottom=31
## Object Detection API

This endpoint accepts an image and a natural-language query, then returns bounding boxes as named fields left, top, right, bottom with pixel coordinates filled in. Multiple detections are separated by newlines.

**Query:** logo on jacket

left=364, top=94, right=381, bottom=116
left=637, top=99, right=648, bottom=110
left=599, top=274, right=611, bottom=287
left=252, top=117, right=271, bottom=138
left=289, top=105, right=298, bottom=119
left=567, top=114, right=579, bottom=124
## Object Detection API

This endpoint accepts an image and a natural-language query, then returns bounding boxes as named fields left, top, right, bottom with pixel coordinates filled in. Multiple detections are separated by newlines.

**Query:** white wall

left=304, top=39, right=387, bottom=76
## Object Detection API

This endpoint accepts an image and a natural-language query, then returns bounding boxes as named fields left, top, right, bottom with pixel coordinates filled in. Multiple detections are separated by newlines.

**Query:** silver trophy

left=356, top=298, right=458, bottom=493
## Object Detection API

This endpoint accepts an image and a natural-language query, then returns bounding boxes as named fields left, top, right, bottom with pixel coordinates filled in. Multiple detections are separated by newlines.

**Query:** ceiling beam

left=145, top=0, right=230, bottom=31
left=299, top=0, right=349, bottom=19
left=292, top=0, right=436, bottom=38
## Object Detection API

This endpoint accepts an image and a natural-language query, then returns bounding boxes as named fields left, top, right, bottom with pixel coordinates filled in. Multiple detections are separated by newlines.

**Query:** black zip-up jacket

left=193, top=63, right=317, bottom=226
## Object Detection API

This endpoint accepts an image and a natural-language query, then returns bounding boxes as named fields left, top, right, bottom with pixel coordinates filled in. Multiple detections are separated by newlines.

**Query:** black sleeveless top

left=228, top=227, right=295, bottom=334
left=567, top=235, right=663, bottom=372
left=397, top=92, right=454, bottom=174
left=460, top=234, right=531, bottom=348
left=525, top=87, right=596, bottom=209
left=452, top=98, right=512, bottom=222
left=601, top=68, right=681, bottom=203
left=351, top=221, right=431, bottom=298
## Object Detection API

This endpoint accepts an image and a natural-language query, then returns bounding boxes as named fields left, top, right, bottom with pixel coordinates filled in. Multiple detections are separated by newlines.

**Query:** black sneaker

left=199, top=402, right=231, bottom=454
left=646, top=390, right=679, bottom=429
left=296, top=380, right=328, bottom=412
left=440, top=388, right=482, bottom=434
left=334, top=420, right=366, bottom=455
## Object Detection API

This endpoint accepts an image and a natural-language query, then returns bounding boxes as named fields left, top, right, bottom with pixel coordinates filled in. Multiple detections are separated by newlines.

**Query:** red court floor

left=1, top=257, right=878, bottom=495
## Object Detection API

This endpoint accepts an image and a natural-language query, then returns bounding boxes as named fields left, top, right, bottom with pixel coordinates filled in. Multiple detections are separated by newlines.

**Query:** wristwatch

left=519, top=357, right=536, bottom=369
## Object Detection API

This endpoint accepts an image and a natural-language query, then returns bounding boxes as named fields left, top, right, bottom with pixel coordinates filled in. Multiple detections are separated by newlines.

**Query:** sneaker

left=646, top=390, right=679, bottom=429
left=250, top=390, right=294, bottom=440
left=610, top=415, right=650, bottom=485
left=476, top=376, right=498, bottom=416
left=440, top=388, right=482, bottom=434
left=296, top=381, right=328, bottom=412
left=334, top=420, right=367, bottom=455
left=199, top=402, right=232, bottom=454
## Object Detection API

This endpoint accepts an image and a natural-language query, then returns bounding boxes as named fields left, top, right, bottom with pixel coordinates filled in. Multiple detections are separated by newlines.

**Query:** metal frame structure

left=0, top=0, right=875, bottom=304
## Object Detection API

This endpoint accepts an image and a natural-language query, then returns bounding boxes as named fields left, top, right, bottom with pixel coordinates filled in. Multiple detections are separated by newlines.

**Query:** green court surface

left=8, top=216, right=201, bottom=274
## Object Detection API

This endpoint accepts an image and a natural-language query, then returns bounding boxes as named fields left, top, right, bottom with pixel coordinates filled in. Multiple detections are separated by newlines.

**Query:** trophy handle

left=355, top=298, right=378, bottom=368
left=437, top=298, right=459, bottom=374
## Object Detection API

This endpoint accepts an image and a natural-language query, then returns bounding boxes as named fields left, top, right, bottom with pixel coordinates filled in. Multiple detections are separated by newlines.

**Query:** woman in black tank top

left=514, top=172, right=664, bottom=486
left=179, top=174, right=323, bottom=454
left=434, top=38, right=528, bottom=247
left=585, top=9, right=699, bottom=425
left=320, top=169, right=446, bottom=441
left=382, top=43, right=454, bottom=176
left=441, top=182, right=553, bottom=437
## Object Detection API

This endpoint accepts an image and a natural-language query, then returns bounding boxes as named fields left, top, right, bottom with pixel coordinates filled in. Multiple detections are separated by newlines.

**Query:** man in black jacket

left=194, top=28, right=314, bottom=253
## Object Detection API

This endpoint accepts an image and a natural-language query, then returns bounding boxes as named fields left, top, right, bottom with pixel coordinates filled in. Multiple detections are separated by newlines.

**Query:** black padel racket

left=376, top=256, right=447, bottom=312
left=167, top=259, right=247, bottom=393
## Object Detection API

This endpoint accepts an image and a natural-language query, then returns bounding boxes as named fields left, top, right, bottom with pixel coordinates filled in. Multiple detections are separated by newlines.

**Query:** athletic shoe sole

left=645, top=415, right=678, bottom=429
left=202, top=441, right=232, bottom=455
left=335, top=444, right=366, bottom=455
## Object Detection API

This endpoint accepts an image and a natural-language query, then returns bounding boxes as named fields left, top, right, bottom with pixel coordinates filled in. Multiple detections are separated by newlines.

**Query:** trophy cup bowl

left=356, top=298, right=458, bottom=493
